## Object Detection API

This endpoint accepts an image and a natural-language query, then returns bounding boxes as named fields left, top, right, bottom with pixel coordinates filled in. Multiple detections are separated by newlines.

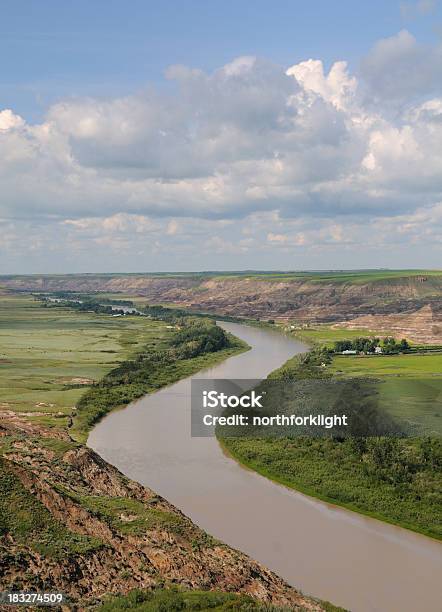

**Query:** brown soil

left=334, top=304, right=442, bottom=344
left=0, top=413, right=322, bottom=611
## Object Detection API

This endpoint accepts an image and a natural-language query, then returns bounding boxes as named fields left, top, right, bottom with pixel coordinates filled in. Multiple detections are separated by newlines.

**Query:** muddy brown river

left=88, top=322, right=442, bottom=612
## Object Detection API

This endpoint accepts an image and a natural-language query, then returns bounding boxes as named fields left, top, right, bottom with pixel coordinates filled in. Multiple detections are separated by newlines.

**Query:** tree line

left=333, top=336, right=410, bottom=354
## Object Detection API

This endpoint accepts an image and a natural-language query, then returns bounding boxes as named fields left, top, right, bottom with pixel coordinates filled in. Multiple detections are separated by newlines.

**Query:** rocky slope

left=0, top=413, right=322, bottom=610
left=334, top=304, right=442, bottom=345
left=2, top=272, right=442, bottom=342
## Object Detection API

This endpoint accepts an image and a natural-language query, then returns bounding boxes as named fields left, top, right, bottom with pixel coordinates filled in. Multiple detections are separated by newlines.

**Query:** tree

left=399, top=338, right=410, bottom=351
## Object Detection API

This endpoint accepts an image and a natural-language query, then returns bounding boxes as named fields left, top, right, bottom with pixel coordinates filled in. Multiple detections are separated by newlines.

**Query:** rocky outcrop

left=0, top=415, right=322, bottom=610
left=2, top=273, right=441, bottom=326
left=334, top=304, right=442, bottom=345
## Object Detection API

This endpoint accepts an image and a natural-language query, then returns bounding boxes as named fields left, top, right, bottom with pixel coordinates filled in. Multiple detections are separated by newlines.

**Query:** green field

left=221, top=328, right=442, bottom=539
left=287, top=324, right=383, bottom=347
left=0, top=294, right=173, bottom=429
left=331, top=353, right=442, bottom=436
left=3, top=268, right=442, bottom=285
left=332, top=352, right=442, bottom=376
left=98, top=588, right=276, bottom=611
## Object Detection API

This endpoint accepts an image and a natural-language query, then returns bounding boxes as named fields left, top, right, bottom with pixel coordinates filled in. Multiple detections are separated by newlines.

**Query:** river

left=88, top=321, right=442, bottom=612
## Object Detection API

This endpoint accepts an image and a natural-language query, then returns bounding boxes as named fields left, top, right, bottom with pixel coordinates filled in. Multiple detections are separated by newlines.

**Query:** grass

left=98, top=586, right=346, bottom=612
left=331, top=352, right=442, bottom=376
left=287, top=325, right=383, bottom=347
left=0, top=458, right=103, bottom=557
left=0, top=294, right=174, bottom=427
left=220, top=329, right=442, bottom=540
left=331, top=353, right=442, bottom=436
left=98, top=587, right=286, bottom=611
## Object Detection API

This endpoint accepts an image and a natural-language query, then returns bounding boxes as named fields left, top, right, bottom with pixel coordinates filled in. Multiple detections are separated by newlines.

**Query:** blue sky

left=2, top=0, right=440, bottom=121
left=1, top=1, right=442, bottom=273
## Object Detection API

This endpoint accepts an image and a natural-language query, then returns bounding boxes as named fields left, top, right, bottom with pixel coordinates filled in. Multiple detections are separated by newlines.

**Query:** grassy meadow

left=0, top=294, right=174, bottom=429
left=331, top=353, right=442, bottom=436
left=287, top=324, right=383, bottom=347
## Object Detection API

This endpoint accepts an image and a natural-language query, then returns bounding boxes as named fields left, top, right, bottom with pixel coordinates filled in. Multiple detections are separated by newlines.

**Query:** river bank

left=220, top=323, right=441, bottom=540
left=1, top=296, right=325, bottom=609
left=89, top=321, right=442, bottom=612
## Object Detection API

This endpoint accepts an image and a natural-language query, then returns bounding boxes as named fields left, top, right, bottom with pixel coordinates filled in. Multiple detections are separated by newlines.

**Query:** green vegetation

left=331, top=351, right=442, bottom=436
left=284, top=324, right=382, bottom=347
left=72, top=317, right=247, bottom=441
left=0, top=294, right=173, bottom=428
left=0, top=458, right=103, bottom=557
left=0, top=294, right=247, bottom=440
left=332, top=351, right=442, bottom=377
left=0, top=294, right=246, bottom=561
left=332, top=336, right=409, bottom=354
left=98, top=587, right=286, bottom=611
left=220, top=330, right=442, bottom=539
left=99, top=587, right=347, bottom=612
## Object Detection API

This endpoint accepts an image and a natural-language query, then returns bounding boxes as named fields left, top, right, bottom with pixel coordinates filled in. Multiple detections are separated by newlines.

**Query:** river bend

left=88, top=322, right=442, bottom=612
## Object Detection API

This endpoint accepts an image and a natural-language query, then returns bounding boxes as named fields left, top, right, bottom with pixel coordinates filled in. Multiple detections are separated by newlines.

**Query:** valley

left=2, top=270, right=442, bottom=343
left=1, top=273, right=441, bottom=611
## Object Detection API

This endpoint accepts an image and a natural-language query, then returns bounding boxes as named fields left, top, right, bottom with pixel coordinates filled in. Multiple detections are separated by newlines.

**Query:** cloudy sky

left=1, top=0, right=442, bottom=273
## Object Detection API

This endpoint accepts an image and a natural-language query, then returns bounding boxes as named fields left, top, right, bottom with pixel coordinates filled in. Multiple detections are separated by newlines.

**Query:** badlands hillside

left=2, top=270, right=442, bottom=344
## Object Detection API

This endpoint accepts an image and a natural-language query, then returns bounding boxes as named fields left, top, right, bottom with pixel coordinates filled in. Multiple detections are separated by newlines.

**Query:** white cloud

left=166, top=219, right=179, bottom=235
left=267, top=232, right=288, bottom=243
left=286, top=59, right=357, bottom=111
left=1, top=35, right=442, bottom=270
left=0, top=110, right=25, bottom=131
left=361, top=30, right=442, bottom=101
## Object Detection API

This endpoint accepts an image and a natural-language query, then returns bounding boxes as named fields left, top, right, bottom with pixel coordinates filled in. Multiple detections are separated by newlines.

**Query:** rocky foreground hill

left=0, top=413, right=322, bottom=610
left=2, top=272, right=442, bottom=343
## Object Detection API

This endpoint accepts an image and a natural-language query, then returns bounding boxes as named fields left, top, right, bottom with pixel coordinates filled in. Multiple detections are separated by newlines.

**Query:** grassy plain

left=3, top=268, right=442, bottom=285
left=211, top=269, right=442, bottom=284
left=287, top=325, right=382, bottom=347
left=331, top=353, right=442, bottom=435
left=0, top=294, right=174, bottom=429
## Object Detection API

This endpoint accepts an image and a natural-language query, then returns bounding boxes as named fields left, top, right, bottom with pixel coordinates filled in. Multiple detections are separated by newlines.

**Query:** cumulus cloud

left=361, top=30, right=442, bottom=101
left=286, top=59, right=357, bottom=111
left=1, top=35, right=442, bottom=271
left=0, top=110, right=25, bottom=131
